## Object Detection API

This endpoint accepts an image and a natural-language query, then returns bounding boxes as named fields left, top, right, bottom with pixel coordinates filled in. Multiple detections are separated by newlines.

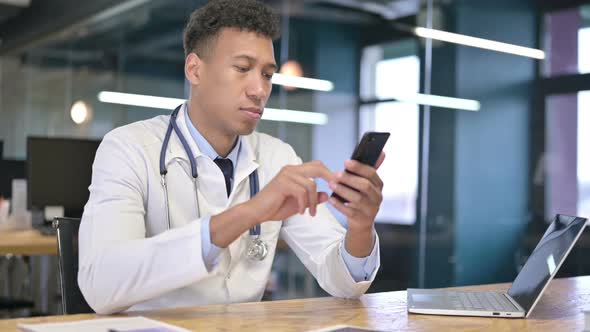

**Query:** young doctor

left=78, top=0, right=385, bottom=315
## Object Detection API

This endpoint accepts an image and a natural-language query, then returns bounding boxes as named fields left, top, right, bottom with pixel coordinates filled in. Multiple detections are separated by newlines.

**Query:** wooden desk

left=0, top=230, right=57, bottom=256
left=1, top=276, right=589, bottom=331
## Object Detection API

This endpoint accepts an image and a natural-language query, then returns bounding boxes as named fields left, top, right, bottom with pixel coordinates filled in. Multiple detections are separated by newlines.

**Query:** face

left=187, top=28, right=276, bottom=137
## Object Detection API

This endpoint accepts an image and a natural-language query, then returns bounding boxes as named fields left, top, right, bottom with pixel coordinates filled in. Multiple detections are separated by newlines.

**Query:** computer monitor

left=27, top=137, right=101, bottom=217
left=0, top=159, right=26, bottom=199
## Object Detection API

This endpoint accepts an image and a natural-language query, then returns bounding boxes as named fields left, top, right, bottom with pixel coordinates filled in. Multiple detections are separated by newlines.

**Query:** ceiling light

left=414, top=27, right=545, bottom=59
left=98, top=91, right=182, bottom=110
left=272, top=73, right=334, bottom=92
left=277, top=60, right=304, bottom=91
left=273, top=60, right=333, bottom=91
left=262, top=108, right=328, bottom=125
left=279, top=60, right=303, bottom=77
left=70, top=100, right=92, bottom=124
left=391, top=92, right=481, bottom=111
left=97, top=91, right=328, bottom=125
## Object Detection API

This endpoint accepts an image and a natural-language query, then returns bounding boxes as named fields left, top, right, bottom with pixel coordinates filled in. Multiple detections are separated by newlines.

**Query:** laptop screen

left=507, top=215, right=587, bottom=312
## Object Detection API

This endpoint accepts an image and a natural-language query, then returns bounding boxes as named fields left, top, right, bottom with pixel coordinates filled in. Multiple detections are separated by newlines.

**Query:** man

left=78, top=0, right=384, bottom=314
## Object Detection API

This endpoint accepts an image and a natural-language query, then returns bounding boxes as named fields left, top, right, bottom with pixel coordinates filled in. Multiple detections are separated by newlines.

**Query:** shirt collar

left=184, top=105, right=241, bottom=168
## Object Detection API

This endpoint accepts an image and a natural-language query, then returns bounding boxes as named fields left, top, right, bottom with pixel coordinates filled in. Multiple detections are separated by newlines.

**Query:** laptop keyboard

left=448, top=291, right=516, bottom=311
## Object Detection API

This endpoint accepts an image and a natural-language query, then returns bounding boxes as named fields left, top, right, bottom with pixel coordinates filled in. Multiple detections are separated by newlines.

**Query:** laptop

left=407, top=214, right=587, bottom=318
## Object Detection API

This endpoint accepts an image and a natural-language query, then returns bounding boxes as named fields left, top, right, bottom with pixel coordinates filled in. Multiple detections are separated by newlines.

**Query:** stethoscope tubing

left=159, top=104, right=261, bottom=237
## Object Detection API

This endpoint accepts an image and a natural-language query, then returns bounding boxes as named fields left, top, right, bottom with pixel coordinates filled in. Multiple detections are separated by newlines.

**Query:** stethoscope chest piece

left=245, top=237, right=268, bottom=261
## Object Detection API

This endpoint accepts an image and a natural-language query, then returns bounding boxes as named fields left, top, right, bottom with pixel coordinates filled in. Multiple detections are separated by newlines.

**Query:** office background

left=1, top=0, right=589, bottom=317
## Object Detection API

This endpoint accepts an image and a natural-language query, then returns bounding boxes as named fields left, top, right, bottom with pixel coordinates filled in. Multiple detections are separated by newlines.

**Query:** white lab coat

left=78, top=105, right=380, bottom=314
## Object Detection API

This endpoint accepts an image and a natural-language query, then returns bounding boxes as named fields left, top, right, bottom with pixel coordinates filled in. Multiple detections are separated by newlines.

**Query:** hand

left=328, top=152, right=385, bottom=256
left=245, top=160, right=336, bottom=224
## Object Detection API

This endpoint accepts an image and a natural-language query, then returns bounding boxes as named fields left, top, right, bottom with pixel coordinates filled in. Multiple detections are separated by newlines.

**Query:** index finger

left=343, top=159, right=382, bottom=188
left=297, top=160, right=337, bottom=183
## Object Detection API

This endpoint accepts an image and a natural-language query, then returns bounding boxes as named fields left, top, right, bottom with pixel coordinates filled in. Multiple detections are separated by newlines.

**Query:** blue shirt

left=185, top=106, right=377, bottom=282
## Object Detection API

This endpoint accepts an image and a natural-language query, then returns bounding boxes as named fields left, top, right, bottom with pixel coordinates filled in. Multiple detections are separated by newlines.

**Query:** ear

left=185, top=53, right=202, bottom=86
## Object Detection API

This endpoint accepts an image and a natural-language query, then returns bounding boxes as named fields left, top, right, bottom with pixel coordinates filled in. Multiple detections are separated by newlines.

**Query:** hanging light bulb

left=278, top=60, right=303, bottom=91
left=70, top=100, right=92, bottom=124
left=279, top=60, right=303, bottom=77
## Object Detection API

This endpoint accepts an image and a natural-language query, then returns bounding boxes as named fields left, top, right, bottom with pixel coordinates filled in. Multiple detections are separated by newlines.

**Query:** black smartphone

left=331, top=131, right=390, bottom=203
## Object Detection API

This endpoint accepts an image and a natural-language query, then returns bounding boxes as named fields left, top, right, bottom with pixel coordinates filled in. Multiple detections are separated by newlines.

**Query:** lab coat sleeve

left=340, top=233, right=379, bottom=282
left=78, top=129, right=210, bottom=315
left=277, top=144, right=381, bottom=298
left=200, top=216, right=223, bottom=270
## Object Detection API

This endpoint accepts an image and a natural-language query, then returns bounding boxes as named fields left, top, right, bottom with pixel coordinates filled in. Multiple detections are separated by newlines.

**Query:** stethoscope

left=158, top=104, right=268, bottom=261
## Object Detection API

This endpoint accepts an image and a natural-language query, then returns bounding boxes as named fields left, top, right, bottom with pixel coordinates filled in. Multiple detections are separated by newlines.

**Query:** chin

left=235, top=123, right=258, bottom=136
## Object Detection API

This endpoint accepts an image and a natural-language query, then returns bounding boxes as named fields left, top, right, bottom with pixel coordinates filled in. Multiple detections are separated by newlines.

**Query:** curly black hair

left=183, top=0, right=281, bottom=58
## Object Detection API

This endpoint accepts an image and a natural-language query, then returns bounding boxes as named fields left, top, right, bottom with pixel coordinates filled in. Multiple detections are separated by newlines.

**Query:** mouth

left=240, top=107, right=263, bottom=120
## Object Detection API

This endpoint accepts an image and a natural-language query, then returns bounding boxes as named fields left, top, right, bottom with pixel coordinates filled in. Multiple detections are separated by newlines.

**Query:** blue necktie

left=214, top=157, right=233, bottom=197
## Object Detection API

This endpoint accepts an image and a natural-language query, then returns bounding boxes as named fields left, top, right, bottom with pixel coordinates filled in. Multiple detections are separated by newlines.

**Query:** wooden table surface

left=0, top=229, right=57, bottom=256
left=1, top=276, right=589, bottom=331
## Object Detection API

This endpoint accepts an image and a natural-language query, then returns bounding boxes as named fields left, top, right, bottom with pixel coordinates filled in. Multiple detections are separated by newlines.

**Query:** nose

left=246, top=75, right=270, bottom=104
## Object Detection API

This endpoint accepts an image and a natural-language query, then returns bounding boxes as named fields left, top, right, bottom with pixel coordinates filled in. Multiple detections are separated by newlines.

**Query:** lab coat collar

left=163, top=102, right=205, bottom=166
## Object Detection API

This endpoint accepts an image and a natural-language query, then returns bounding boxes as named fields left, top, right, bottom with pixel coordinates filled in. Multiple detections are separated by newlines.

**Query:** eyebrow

left=232, top=54, right=277, bottom=71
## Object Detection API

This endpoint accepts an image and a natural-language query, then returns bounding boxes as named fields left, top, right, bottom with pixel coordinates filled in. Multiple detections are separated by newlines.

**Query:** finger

left=334, top=171, right=381, bottom=204
left=329, top=180, right=363, bottom=205
left=317, top=192, right=329, bottom=204
left=288, top=173, right=318, bottom=216
left=297, top=160, right=337, bottom=183
left=346, top=194, right=381, bottom=213
left=286, top=180, right=308, bottom=215
left=328, top=196, right=367, bottom=220
left=375, top=151, right=386, bottom=170
left=344, top=160, right=383, bottom=189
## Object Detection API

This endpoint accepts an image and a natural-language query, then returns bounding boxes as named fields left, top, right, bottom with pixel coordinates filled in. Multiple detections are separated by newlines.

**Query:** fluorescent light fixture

left=98, top=91, right=184, bottom=110
left=0, top=0, right=31, bottom=7
left=97, top=91, right=328, bottom=125
left=391, top=93, right=481, bottom=111
left=271, top=73, right=334, bottom=92
left=414, top=27, right=545, bottom=60
left=262, top=108, right=328, bottom=125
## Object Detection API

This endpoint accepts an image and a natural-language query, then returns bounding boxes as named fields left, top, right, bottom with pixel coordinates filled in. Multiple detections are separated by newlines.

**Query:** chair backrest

left=53, top=217, right=93, bottom=314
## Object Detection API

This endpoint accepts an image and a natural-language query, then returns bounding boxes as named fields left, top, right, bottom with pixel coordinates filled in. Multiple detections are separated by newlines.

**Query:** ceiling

left=0, top=0, right=421, bottom=57
left=1, top=0, right=587, bottom=62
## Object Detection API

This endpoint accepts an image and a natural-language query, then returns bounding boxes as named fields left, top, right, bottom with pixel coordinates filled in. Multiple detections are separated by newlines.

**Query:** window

left=579, top=27, right=590, bottom=73
left=545, top=90, right=590, bottom=219
left=578, top=90, right=590, bottom=216
left=543, top=4, right=590, bottom=76
left=542, top=3, right=590, bottom=220
left=359, top=40, right=420, bottom=225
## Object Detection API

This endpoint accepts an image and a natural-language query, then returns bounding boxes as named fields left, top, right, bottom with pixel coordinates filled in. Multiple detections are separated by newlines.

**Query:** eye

left=263, top=72, right=274, bottom=81
left=234, top=66, right=249, bottom=73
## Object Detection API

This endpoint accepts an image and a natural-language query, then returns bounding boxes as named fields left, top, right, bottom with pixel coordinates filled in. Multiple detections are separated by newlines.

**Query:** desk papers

left=17, top=316, right=191, bottom=332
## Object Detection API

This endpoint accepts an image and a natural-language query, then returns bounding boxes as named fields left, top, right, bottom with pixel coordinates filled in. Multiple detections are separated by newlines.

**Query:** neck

left=187, top=98, right=237, bottom=158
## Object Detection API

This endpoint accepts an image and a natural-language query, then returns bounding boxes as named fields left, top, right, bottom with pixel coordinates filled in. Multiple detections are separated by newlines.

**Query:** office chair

left=53, top=217, right=93, bottom=314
